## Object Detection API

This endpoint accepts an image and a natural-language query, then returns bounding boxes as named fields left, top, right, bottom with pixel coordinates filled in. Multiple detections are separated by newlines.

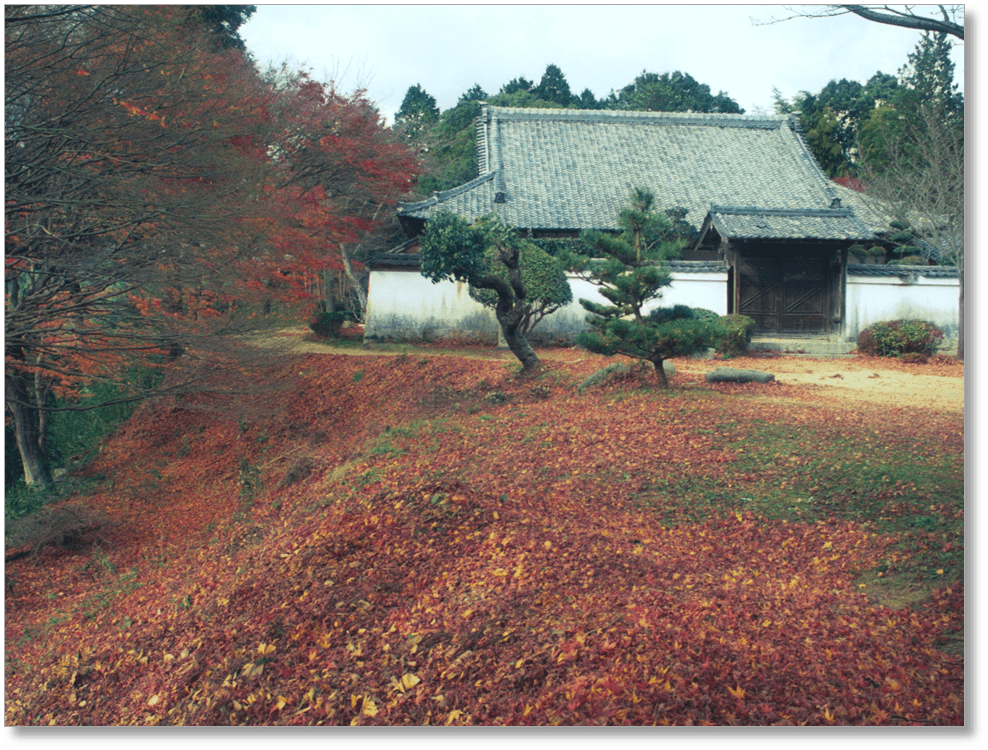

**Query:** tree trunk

left=340, top=244, right=367, bottom=322
left=499, top=314, right=540, bottom=371
left=651, top=357, right=670, bottom=389
left=5, top=370, right=54, bottom=488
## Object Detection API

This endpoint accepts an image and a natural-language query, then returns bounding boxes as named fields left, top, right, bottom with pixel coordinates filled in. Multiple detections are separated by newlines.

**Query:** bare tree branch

left=753, top=5, right=964, bottom=40
left=841, top=5, right=964, bottom=39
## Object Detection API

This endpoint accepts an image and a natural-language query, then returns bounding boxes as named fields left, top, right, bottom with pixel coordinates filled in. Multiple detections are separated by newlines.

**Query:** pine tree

left=419, top=213, right=546, bottom=371
left=568, top=189, right=719, bottom=388
left=899, top=31, right=963, bottom=119
left=533, top=64, right=572, bottom=107
left=395, top=84, right=439, bottom=137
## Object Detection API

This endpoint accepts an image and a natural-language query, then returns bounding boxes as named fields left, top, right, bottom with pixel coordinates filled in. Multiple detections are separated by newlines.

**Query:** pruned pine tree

left=468, top=243, right=573, bottom=337
left=419, top=212, right=551, bottom=371
left=570, top=189, right=719, bottom=388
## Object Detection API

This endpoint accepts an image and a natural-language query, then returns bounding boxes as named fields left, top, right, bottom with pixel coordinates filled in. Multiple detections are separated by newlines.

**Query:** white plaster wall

left=366, top=269, right=729, bottom=343
left=534, top=272, right=729, bottom=339
left=845, top=273, right=959, bottom=340
left=364, top=270, right=498, bottom=342
left=649, top=272, right=729, bottom=316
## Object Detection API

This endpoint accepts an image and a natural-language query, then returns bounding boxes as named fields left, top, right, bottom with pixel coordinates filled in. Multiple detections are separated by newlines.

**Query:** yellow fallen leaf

left=400, top=673, right=421, bottom=691
left=362, top=697, right=378, bottom=717
left=147, top=694, right=160, bottom=706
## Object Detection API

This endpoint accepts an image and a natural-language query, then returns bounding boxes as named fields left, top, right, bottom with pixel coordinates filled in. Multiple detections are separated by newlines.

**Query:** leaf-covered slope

left=4, top=352, right=963, bottom=725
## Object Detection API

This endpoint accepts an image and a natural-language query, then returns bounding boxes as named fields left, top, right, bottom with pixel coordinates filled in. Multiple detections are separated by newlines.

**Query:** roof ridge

left=398, top=171, right=496, bottom=214
left=485, top=105, right=786, bottom=129
left=711, top=205, right=854, bottom=218
left=847, top=263, right=958, bottom=277
left=778, top=113, right=845, bottom=207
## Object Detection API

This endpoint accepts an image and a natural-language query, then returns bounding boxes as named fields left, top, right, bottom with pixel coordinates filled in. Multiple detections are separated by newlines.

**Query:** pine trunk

left=491, top=244, right=540, bottom=371
left=500, top=317, right=540, bottom=371
left=652, top=357, right=670, bottom=389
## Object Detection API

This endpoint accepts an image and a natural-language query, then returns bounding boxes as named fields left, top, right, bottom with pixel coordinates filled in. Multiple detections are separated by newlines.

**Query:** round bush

left=690, top=307, right=722, bottom=322
left=856, top=319, right=944, bottom=357
left=309, top=311, right=352, bottom=338
left=715, top=314, right=755, bottom=359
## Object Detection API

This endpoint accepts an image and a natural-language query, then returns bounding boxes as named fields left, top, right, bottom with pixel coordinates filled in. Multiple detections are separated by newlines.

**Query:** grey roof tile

left=709, top=206, right=875, bottom=241
left=399, top=106, right=872, bottom=241
left=847, top=263, right=958, bottom=278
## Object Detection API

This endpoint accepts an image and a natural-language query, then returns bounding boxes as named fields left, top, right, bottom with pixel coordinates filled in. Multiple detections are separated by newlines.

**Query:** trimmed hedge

left=856, top=319, right=944, bottom=358
left=715, top=314, right=756, bottom=359
left=686, top=309, right=754, bottom=358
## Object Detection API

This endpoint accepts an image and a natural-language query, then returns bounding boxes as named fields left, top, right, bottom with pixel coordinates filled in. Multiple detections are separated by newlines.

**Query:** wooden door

left=737, top=256, right=829, bottom=334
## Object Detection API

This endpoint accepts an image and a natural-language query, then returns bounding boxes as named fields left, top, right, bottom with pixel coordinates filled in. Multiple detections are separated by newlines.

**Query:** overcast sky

left=239, top=3, right=967, bottom=124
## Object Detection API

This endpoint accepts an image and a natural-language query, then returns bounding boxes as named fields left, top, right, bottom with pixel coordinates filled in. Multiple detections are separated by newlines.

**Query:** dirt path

left=252, top=327, right=964, bottom=412
left=677, top=356, right=965, bottom=413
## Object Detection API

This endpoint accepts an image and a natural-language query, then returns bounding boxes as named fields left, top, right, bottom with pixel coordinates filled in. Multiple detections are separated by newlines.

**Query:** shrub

left=856, top=319, right=944, bottom=357
left=888, top=256, right=925, bottom=266
left=690, top=307, right=722, bottom=323
left=715, top=314, right=755, bottom=358
left=309, top=311, right=352, bottom=338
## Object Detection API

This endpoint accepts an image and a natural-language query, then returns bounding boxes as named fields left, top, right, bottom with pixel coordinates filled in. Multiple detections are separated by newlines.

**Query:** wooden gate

left=737, top=256, right=830, bottom=334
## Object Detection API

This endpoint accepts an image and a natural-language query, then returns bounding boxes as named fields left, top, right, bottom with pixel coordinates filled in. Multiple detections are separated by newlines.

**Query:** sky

left=239, top=3, right=967, bottom=125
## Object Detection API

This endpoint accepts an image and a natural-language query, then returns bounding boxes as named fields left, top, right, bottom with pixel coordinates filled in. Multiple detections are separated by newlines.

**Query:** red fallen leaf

left=4, top=349, right=963, bottom=726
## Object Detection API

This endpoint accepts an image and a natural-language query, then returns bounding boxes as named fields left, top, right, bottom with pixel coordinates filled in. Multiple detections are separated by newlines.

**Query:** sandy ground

left=251, top=327, right=965, bottom=413
left=677, top=356, right=965, bottom=413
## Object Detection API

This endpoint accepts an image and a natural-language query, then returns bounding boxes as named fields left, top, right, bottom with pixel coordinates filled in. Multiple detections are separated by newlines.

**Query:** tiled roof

left=665, top=260, right=729, bottom=274
left=399, top=106, right=873, bottom=241
left=828, top=183, right=896, bottom=234
left=707, top=205, right=874, bottom=241
left=368, top=254, right=729, bottom=274
left=847, top=263, right=958, bottom=278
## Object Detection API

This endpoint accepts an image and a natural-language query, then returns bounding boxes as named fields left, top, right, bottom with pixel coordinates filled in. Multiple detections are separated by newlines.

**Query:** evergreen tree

left=575, top=88, right=602, bottom=109
left=775, top=73, right=900, bottom=177
left=189, top=5, right=256, bottom=50
left=500, top=77, right=533, bottom=95
left=420, top=213, right=544, bottom=370
left=468, top=241, right=572, bottom=337
left=458, top=83, right=489, bottom=105
left=567, top=189, right=718, bottom=388
left=489, top=89, right=564, bottom=110
left=803, top=106, right=846, bottom=177
left=395, top=83, right=439, bottom=138
left=609, top=71, right=743, bottom=114
left=533, top=64, right=573, bottom=107
left=898, top=31, right=963, bottom=119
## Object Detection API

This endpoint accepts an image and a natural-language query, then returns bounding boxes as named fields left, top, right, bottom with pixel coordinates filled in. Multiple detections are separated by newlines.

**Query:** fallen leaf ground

left=4, top=345, right=964, bottom=725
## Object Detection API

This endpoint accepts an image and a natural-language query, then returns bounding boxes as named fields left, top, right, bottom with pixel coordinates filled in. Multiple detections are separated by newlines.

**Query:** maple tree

left=5, top=6, right=418, bottom=487
left=5, top=5, right=274, bottom=486
left=567, top=189, right=719, bottom=387
left=258, top=65, right=417, bottom=319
